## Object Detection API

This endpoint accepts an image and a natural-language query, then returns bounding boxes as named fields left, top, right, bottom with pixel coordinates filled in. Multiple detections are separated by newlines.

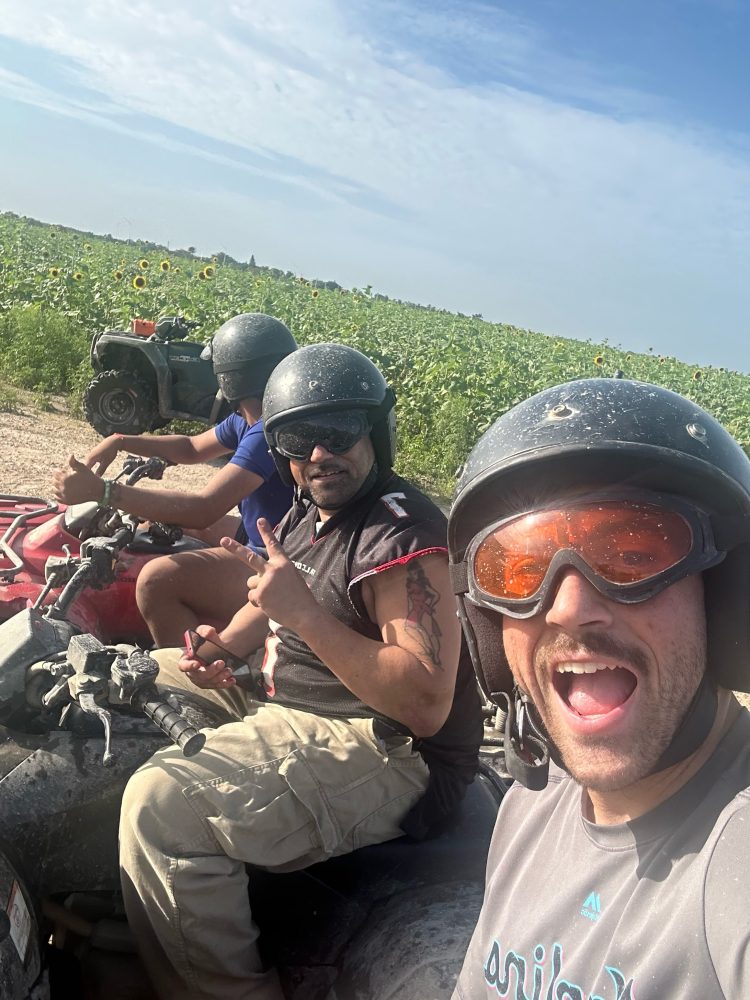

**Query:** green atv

left=84, top=316, right=231, bottom=437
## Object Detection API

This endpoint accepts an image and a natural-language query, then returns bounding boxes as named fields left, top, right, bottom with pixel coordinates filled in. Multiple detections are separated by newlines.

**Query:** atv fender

left=92, top=336, right=172, bottom=416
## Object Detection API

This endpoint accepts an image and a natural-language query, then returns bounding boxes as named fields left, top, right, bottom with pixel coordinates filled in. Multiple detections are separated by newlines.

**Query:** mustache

left=306, top=461, right=348, bottom=476
left=536, top=630, right=649, bottom=675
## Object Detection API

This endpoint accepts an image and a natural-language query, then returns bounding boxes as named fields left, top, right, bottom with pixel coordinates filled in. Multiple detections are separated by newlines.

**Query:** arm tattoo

left=404, top=561, right=443, bottom=668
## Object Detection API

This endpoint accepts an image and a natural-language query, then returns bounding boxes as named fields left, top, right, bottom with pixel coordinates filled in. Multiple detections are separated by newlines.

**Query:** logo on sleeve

left=581, top=891, right=602, bottom=922
left=380, top=492, right=409, bottom=518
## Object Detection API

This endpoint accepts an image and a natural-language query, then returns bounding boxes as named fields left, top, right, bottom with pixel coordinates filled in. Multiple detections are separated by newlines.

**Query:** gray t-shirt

left=453, top=706, right=750, bottom=999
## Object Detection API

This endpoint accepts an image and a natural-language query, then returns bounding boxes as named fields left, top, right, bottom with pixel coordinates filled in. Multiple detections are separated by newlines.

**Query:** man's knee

left=121, top=755, right=182, bottom=848
left=135, top=555, right=176, bottom=612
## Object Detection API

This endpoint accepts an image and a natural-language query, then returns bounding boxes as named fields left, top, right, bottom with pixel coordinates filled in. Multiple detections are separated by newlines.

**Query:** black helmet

left=201, top=313, right=297, bottom=403
left=450, top=376, right=750, bottom=698
left=262, top=343, right=396, bottom=485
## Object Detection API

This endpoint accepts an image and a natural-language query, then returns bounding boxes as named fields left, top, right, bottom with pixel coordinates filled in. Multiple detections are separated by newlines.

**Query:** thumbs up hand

left=52, top=454, right=105, bottom=505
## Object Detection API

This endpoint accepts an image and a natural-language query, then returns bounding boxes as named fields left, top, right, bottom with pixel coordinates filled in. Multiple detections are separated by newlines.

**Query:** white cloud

left=1, top=0, right=750, bottom=366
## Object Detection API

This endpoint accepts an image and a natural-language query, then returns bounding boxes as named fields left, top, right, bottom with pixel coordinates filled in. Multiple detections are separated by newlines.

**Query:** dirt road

left=0, top=392, right=214, bottom=496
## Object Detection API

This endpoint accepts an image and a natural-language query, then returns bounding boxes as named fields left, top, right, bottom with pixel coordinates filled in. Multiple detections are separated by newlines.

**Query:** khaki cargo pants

left=119, top=650, right=429, bottom=1000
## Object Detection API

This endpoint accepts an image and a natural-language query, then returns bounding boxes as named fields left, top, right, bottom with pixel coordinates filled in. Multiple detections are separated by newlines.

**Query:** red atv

left=0, top=457, right=206, bottom=645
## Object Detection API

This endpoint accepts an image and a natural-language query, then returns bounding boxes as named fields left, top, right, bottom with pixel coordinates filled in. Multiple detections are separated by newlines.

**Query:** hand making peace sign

left=220, top=518, right=320, bottom=635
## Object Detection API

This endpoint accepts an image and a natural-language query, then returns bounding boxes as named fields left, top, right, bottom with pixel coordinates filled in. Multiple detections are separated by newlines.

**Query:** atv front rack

left=0, top=495, right=59, bottom=581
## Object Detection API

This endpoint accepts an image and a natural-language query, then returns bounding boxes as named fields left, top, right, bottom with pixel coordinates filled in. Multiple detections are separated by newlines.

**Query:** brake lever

left=77, top=694, right=115, bottom=766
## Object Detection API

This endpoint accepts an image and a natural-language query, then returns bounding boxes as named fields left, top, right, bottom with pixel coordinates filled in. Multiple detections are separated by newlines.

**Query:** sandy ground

left=0, top=391, right=215, bottom=497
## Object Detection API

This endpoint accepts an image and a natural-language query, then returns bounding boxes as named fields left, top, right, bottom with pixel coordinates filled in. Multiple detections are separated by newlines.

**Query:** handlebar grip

left=134, top=688, right=206, bottom=757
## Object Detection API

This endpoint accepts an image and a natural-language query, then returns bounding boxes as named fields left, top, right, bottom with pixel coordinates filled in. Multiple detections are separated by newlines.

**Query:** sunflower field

left=2, top=210, right=749, bottom=497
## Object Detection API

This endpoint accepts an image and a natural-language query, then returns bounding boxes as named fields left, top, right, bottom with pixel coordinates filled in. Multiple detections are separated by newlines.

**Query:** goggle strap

left=450, top=560, right=469, bottom=595
left=712, top=514, right=750, bottom=552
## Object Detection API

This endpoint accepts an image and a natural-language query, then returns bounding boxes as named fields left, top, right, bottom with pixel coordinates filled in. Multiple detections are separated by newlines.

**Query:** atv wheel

left=84, top=370, right=158, bottom=436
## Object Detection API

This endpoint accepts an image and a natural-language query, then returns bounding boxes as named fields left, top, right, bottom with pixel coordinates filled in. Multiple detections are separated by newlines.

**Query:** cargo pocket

left=277, top=748, right=343, bottom=858
left=181, top=748, right=343, bottom=871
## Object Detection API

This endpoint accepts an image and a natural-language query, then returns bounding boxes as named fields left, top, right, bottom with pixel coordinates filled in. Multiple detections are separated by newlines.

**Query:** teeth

left=556, top=662, right=619, bottom=674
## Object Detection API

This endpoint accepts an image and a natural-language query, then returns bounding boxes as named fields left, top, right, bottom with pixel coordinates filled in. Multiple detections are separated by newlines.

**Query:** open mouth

left=553, top=662, right=637, bottom=719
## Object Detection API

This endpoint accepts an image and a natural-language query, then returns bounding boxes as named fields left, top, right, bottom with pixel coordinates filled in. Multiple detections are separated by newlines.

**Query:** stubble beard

left=530, top=629, right=707, bottom=793
left=303, top=463, right=359, bottom=510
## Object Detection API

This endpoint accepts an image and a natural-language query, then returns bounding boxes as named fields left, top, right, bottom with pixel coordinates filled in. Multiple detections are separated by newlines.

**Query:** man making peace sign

left=119, top=344, right=482, bottom=1000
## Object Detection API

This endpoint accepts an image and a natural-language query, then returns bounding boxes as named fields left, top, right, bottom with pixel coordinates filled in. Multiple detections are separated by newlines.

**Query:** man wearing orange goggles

left=467, top=492, right=728, bottom=617
left=449, top=377, right=750, bottom=999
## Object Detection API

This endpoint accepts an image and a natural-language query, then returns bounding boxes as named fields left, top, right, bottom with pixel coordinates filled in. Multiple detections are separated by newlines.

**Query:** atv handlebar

left=132, top=687, right=205, bottom=757
left=46, top=523, right=139, bottom=617
left=50, top=637, right=207, bottom=762
left=118, top=455, right=172, bottom=485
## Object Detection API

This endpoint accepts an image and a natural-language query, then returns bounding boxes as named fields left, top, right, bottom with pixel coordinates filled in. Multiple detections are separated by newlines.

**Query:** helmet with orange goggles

left=463, top=492, right=727, bottom=619
left=448, top=377, right=750, bottom=789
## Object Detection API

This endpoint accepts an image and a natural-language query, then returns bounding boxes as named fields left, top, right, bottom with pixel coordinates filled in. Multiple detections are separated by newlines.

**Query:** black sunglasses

left=272, top=410, right=371, bottom=461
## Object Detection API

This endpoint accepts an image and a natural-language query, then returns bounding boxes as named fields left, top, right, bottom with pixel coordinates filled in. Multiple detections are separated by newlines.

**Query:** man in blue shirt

left=52, top=313, right=297, bottom=645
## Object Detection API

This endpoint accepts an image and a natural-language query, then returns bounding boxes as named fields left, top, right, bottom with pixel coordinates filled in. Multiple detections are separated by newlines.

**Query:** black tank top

left=263, top=472, right=482, bottom=836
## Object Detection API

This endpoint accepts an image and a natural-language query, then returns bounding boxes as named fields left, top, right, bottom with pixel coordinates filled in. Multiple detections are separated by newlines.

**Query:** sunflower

left=197, top=270, right=207, bottom=280
left=49, top=267, right=60, bottom=278
left=84, top=243, right=92, bottom=251
left=692, top=370, right=703, bottom=382
left=311, top=289, right=319, bottom=298
left=658, top=356, right=666, bottom=363
left=160, top=260, right=171, bottom=272
left=113, top=269, right=124, bottom=280
left=138, top=259, right=149, bottom=270
left=73, top=272, right=84, bottom=281
left=593, top=355, right=604, bottom=366
left=203, top=265, right=215, bottom=277
left=132, top=275, right=147, bottom=290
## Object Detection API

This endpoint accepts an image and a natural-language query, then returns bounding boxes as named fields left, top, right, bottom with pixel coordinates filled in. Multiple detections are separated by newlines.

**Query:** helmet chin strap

left=501, top=688, right=550, bottom=791
left=505, top=673, right=718, bottom=792
left=650, top=673, right=717, bottom=771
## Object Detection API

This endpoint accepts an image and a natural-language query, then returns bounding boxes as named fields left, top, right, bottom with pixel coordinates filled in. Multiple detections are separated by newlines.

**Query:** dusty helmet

left=262, top=343, right=397, bottom=485
left=201, top=313, right=297, bottom=403
left=449, top=377, right=750, bottom=706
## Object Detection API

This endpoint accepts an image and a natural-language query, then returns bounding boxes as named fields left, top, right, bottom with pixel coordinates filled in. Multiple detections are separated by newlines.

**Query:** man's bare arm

left=52, top=456, right=263, bottom=529
left=223, top=523, right=460, bottom=736
left=84, top=427, right=228, bottom=475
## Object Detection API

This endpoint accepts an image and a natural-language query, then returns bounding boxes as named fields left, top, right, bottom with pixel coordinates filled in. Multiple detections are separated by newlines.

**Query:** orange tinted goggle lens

left=473, top=502, right=694, bottom=600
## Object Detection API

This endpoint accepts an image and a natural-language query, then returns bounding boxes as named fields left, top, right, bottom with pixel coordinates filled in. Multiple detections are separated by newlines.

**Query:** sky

left=1, top=0, right=749, bottom=370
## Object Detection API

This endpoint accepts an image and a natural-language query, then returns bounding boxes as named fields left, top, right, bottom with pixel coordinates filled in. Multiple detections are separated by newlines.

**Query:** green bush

left=0, top=304, right=88, bottom=394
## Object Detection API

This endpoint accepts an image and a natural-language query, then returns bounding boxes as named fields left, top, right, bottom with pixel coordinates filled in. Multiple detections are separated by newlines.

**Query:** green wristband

left=101, top=478, right=114, bottom=507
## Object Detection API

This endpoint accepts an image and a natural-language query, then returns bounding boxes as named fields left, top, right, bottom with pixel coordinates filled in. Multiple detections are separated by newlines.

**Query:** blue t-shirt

left=214, top=415, right=292, bottom=548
